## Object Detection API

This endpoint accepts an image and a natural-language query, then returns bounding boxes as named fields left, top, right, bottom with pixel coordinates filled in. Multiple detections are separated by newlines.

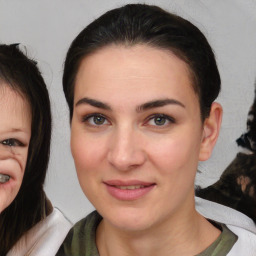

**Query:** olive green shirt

left=57, top=211, right=237, bottom=256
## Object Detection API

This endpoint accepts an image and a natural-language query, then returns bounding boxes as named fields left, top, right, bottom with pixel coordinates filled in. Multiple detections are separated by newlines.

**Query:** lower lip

left=105, top=184, right=155, bottom=201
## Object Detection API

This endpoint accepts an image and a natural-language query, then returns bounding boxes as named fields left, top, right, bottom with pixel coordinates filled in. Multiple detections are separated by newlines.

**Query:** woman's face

left=0, top=85, right=31, bottom=213
left=71, top=45, right=212, bottom=231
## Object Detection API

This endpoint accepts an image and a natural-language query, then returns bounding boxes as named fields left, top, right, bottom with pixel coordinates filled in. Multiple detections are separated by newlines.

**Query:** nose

left=107, top=127, right=146, bottom=171
left=0, top=145, right=13, bottom=160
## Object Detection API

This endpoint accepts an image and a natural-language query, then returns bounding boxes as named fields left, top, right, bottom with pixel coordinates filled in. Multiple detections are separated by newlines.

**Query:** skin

left=0, top=84, right=31, bottom=213
left=71, top=45, right=222, bottom=256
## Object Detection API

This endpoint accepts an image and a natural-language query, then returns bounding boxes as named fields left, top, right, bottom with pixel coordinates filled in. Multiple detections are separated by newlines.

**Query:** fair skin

left=71, top=45, right=222, bottom=256
left=0, top=85, right=31, bottom=213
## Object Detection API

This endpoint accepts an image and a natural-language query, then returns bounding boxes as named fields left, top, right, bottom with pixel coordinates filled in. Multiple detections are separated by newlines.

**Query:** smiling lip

left=0, top=168, right=16, bottom=186
left=104, top=180, right=156, bottom=201
left=0, top=170, right=14, bottom=180
left=0, top=174, right=13, bottom=188
left=0, top=174, right=10, bottom=183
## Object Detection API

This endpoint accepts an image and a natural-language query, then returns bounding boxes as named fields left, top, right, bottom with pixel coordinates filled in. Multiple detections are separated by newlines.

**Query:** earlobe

left=199, top=102, right=223, bottom=161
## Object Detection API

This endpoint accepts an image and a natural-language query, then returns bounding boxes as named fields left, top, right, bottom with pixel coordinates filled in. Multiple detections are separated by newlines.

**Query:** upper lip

left=104, top=180, right=155, bottom=186
left=0, top=172, right=13, bottom=181
left=0, top=173, right=10, bottom=182
left=0, top=167, right=16, bottom=181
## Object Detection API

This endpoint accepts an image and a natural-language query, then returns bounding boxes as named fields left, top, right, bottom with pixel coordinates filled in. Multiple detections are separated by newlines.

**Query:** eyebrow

left=10, top=128, right=30, bottom=134
left=7, top=128, right=29, bottom=134
left=75, top=97, right=185, bottom=112
left=136, top=99, right=185, bottom=112
left=0, top=128, right=30, bottom=137
left=75, top=97, right=112, bottom=110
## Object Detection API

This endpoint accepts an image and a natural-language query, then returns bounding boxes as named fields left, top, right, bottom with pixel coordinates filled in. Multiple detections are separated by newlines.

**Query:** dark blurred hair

left=0, top=44, right=52, bottom=254
left=63, top=4, right=220, bottom=121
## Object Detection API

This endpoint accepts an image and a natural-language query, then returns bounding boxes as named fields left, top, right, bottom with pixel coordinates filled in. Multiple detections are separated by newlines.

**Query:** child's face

left=70, top=45, right=218, bottom=232
left=0, top=85, right=31, bottom=213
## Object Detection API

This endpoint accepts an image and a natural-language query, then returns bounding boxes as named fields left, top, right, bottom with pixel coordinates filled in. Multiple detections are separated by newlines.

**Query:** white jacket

left=7, top=208, right=72, bottom=256
left=196, top=197, right=256, bottom=256
left=7, top=199, right=256, bottom=255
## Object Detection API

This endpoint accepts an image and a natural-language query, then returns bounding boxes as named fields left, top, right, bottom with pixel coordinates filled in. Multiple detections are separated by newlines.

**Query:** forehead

left=77, top=44, right=191, bottom=79
left=74, top=45, right=198, bottom=105
left=0, top=83, right=31, bottom=131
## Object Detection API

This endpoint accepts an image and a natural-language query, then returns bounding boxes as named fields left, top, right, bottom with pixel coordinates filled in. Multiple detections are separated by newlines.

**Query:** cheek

left=15, top=151, right=29, bottom=173
left=147, top=135, right=201, bottom=204
left=12, top=155, right=27, bottom=186
left=70, top=134, right=108, bottom=204
left=0, top=158, right=25, bottom=213
left=147, top=131, right=202, bottom=175
left=70, top=132, right=107, bottom=181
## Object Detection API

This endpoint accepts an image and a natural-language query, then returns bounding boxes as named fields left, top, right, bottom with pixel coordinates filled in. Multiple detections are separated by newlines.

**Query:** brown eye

left=82, top=113, right=109, bottom=126
left=154, top=116, right=167, bottom=126
left=147, top=114, right=175, bottom=127
left=1, top=138, right=23, bottom=147
left=93, top=116, right=106, bottom=125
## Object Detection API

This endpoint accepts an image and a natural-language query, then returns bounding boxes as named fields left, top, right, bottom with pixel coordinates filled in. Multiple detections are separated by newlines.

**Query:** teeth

left=116, top=185, right=145, bottom=190
left=0, top=174, right=10, bottom=183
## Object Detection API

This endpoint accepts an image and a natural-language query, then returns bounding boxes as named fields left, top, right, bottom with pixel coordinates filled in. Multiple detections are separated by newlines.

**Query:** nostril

left=107, top=131, right=146, bottom=170
left=108, top=151, right=146, bottom=171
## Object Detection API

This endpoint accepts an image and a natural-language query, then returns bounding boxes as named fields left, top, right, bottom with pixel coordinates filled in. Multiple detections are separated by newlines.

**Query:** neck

left=96, top=199, right=221, bottom=256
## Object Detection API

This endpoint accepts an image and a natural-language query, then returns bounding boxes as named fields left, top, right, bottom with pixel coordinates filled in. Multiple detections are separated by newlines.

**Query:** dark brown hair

left=63, top=4, right=220, bottom=121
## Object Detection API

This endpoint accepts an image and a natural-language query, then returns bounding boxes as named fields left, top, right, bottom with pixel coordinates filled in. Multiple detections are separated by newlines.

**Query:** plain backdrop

left=1, top=0, right=256, bottom=223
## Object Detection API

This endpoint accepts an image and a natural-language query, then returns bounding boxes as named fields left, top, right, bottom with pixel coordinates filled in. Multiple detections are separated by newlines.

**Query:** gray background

left=1, top=0, right=256, bottom=223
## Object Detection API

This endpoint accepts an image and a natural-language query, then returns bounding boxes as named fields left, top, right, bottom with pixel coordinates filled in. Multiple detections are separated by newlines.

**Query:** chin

left=0, top=197, right=14, bottom=213
left=100, top=206, right=156, bottom=232
left=111, top=218, right=152, bottom=232
left=0, top=186, right=19, bottom=213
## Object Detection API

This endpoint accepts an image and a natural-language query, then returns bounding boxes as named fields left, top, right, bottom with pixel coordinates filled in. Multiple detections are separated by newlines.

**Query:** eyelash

left=145, top=114, right=175, bottom=127
left=0, top=138, right=24, bottom=147
left=82, top=113, right=110, bottom=126
left=82, top=113, right=175, bottom=128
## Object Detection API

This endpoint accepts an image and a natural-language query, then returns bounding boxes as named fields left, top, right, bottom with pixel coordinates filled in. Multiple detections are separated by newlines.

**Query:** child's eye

left=1, top=138, right=24, bottom=147
left=83, top=114, right=109, bottom=126
left=147, top=114, right=175, bottom=127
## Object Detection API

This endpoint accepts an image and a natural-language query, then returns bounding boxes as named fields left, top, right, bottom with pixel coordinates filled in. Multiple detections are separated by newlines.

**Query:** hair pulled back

left=63, top=4, right=220, bottom=120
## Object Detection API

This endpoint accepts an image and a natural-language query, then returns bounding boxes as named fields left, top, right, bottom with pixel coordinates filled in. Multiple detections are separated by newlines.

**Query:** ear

left=199, top=102, right=223, bottom=161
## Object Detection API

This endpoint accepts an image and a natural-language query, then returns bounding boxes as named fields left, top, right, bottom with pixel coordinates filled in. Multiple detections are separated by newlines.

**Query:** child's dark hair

left=0, top=44, right=52, bottom=254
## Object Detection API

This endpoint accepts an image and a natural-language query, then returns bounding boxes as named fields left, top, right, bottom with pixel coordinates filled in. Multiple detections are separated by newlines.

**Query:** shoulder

left=226, top=225, right=256, bottom=256
left=73, top=210, right=102, bottom=234
left=195, top=197, right=256, bottom=255
left=7, top=208, right=72, bottom=256
left=56, top=211, right=102, bottom=256
left=195, top=196, right=256, bottom=233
